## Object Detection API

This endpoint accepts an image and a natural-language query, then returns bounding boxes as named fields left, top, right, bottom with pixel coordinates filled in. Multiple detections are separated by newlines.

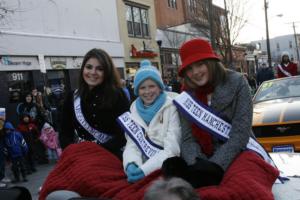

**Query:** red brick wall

left=154, top=0, right=185, bottom=29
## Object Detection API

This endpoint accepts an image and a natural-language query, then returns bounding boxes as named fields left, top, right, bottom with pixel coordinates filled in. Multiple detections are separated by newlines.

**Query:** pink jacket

left=40, top=124, right=60, bottom=149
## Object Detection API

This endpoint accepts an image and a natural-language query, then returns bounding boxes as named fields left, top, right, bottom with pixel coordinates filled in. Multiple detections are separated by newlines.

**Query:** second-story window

left=126, top=5, right=150, bottom=38
left=188, top=0, right=197, bottom=13
left=276, top=43, right=280, bottom=51
left=289, top=41, right=293, bottom=49
left=168, top=0, right=177, bottom=9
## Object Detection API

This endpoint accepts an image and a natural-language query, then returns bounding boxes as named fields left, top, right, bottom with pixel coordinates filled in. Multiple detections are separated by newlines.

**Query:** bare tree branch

left=0, top=0, right=15, bottom=25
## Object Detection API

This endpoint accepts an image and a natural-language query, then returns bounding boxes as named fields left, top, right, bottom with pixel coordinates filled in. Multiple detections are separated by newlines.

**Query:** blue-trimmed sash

left=117, top=112, right=163, bottom=159
left=174, top=91, right=286, bottom=183
left=73, top=93, right=112, bottom=144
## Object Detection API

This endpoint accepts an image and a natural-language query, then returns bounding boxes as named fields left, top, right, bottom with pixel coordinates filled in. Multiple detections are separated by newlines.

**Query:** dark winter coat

left=60, top=85, right=130, bottom=158
left=256, top=67, right=274, bottom=85
left=4, top=122, right=28, bottom=159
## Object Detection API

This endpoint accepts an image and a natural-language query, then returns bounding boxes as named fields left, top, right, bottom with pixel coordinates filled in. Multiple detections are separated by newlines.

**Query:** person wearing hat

left=277, top=51, right=298, bottom=78
left=122, top=59, right=181, bottom=183
left=3, top=122, right=28, bottom=183
left=162, top=38, right=279, bottom=191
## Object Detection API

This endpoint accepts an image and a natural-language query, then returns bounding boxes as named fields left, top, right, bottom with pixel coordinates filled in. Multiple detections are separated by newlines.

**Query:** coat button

left=93, top=103, right=96, bottom=107
left=93, top=114, right=96, bottom=117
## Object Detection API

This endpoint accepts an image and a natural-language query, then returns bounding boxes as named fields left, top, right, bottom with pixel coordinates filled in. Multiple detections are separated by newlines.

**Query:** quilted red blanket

left=39, top=142, right=279, bottom=200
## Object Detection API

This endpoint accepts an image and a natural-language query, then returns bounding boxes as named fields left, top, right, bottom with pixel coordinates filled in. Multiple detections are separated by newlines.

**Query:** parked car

left=252, top=75, right=300, bottom=152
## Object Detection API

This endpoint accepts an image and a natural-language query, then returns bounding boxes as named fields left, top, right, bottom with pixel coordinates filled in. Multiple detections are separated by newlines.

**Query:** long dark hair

left=76, top=48, right=121, bottom=105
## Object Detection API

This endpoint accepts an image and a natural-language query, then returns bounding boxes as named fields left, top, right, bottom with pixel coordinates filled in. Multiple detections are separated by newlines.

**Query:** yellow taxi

left=252, top=75, right=300, bottom=152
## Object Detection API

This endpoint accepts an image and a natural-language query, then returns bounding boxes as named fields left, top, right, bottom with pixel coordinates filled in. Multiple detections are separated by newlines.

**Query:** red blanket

left=39, top=142, right=279, bottom=200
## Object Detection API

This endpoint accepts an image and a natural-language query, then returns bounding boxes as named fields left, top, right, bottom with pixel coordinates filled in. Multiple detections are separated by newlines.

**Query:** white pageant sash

left=73, top=94, right=112, bottom=144
left=117, top=112, right=163, bottom=159
left=173, top=92, right=285, bottom=183
left=278, top=64, right=292, bottom=77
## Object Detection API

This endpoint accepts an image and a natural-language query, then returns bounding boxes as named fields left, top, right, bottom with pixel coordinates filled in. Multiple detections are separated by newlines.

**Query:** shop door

left=46, top=70, right=68, bottom=131
left=6, top=71, right=33, bottom=125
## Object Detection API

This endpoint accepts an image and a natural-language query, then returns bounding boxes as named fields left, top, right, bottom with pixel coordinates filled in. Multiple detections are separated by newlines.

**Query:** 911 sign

left=10, top=73, right=24, bottom=81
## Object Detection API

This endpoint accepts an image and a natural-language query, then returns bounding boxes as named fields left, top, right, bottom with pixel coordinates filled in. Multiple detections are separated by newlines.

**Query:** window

left=168, top=0, right=177, bottom=9
left=289, top=41, right=293, bottom=49
left=276, top=43, right=280, bottom=51
left=188, top=0, right=197, bottom=13
left=126, top=5, right=150, bottom=38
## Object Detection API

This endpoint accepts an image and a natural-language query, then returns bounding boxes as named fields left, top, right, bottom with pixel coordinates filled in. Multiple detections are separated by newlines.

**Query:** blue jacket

left=4, top=122, right=28, bottom=159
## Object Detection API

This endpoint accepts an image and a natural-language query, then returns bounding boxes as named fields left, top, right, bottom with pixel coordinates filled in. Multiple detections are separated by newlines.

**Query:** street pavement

left=4, top=162, right=55, bottom=200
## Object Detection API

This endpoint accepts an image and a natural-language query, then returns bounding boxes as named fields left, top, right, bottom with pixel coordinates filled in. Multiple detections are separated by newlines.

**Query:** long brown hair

left=77, top=48, right=121, bottom=105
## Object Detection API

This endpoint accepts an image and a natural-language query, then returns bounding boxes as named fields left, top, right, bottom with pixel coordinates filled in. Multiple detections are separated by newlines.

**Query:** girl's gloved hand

left=126, top=163, right=138, bottom=177
left=127, top=167, right=145, bottom=183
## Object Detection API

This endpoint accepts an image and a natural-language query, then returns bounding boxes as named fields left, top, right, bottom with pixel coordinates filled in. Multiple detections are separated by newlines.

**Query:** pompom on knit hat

left=178, top=38, right=220, bottom=77
left=281, top=51, right=290, bottom=58
left=42, top=122, right=52, bottom=129
left=133, top=59, right=164, bottom=95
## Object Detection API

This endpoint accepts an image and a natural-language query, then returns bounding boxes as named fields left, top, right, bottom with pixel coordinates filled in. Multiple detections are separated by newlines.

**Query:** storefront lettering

left=1, top=57, right=32, bottom=66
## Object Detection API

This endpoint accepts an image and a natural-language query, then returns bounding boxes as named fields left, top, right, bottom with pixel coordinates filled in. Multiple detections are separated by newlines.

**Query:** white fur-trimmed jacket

left=123, top=96, right=182, bottom=176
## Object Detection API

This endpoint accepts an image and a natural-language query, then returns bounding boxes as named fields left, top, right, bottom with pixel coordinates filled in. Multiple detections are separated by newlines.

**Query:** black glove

left=161, top=156, right=189, bottom=180
left=186, top=157, right=224, bottom=188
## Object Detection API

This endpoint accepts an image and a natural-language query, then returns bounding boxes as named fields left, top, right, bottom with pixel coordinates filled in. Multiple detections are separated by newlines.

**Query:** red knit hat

left=178, top=38, right=220, bottom=77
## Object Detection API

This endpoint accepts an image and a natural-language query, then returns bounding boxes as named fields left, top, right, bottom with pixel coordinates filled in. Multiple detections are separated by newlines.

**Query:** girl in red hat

left=162, top=38, right=279, bottom=199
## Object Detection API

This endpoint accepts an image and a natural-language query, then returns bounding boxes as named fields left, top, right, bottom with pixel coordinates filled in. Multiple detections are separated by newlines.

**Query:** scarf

left=182, top=84, right=215, bottom=156
left=136, top=92, right=167, bottom=125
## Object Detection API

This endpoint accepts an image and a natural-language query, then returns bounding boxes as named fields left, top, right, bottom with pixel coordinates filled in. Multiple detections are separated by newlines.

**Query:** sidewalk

left=4, top=162, right=55, bottom=200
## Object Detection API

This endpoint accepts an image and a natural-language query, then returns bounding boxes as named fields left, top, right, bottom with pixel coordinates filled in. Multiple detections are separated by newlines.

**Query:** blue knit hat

left=133, top=60, right=164, bottom=95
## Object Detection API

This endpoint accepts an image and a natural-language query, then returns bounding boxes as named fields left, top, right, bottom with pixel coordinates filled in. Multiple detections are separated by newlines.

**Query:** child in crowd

left=4, top=122, right=28, bottom=183
left=39, top=123, right=61, bottom=162
left=17, top=113, right=38, bottom=173
left=121, top=59, right=182, bottom=183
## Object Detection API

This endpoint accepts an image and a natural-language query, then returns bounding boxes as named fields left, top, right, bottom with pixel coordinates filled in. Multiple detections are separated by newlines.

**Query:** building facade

left=0, top=0, right=124, bottom=124
left=154, top=0, right=224, bottom=79
left=252, top=34, right=300, bottom=65
left=116, top=0, right=160, bottom=80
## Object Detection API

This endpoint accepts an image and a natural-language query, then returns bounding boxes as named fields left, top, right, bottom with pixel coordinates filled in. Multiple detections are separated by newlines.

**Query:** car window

left=253, top=77, right=300, bottom=102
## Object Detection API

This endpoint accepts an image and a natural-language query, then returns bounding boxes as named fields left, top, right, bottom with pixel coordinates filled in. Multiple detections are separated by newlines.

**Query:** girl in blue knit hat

left=120, top=59, right=182, bottom=183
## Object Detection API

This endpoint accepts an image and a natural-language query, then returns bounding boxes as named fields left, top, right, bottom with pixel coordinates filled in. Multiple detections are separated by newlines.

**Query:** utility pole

left=208, top=0, right=216, bottom=50
left=292, top=22, right=300, bottom=62
left=264, top=0, right=272, bottom=68
left=224, top=0, right=233, bottom=68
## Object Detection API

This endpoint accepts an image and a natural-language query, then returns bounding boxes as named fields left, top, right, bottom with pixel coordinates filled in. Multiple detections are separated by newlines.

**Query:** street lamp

left=264, top=0, right=272, bottom=68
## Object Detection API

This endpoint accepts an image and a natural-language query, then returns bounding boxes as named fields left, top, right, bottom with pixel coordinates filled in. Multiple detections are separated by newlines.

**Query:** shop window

left=126, top=4, right=150, bottom=38
left=7, top=72, right=32, bottom=103
left=168, top=0, right=177, bottom=9
left=188, top=0, right=197, bottom=13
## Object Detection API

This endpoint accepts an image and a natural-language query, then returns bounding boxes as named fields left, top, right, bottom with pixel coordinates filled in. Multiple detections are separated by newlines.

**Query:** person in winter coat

left=17, top=113, right=39, bottom=173
left=59, top=48, right=130, bottom=159
left=256, top=62, right=274, bottom=86
left=121, top=60, right=181, bottom=183
left=17, top=93, right=45, bottom=129
left=162, top=38, right=279, bottom=191
left=39, top=123, right=61, bottom=162
left=3, top=122, right=28, bottom=183
left=42, top=48, right=130, bottom=200
left=277, top=51, right=298, bottom=78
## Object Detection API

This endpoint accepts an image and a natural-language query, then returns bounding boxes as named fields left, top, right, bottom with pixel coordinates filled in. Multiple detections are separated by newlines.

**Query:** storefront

left=0, top=55, right=83, bottom=125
